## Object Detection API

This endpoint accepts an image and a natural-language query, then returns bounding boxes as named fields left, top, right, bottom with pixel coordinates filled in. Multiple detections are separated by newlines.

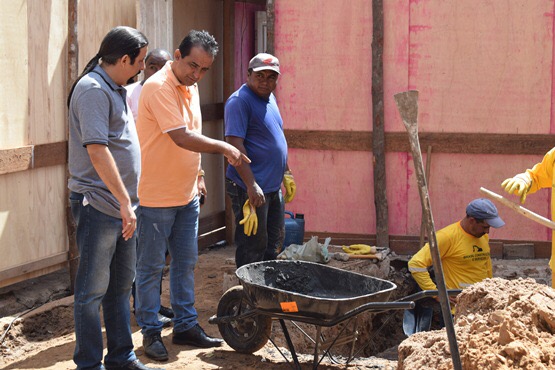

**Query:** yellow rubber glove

left=342, top=244, right=377, bottom=255
left=283, top=171, right=296, bottom=203
left=501, top=172, right=532, bottom=204
left=239, top=200, right=258, bottom=236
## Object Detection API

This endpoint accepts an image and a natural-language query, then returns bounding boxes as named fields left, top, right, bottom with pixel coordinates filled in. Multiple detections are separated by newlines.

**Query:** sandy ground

left=0, top=245, right=399, bottom=370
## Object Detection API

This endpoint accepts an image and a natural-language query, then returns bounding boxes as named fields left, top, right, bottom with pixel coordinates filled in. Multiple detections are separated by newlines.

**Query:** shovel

left=394, top=90, right=462, bottom=370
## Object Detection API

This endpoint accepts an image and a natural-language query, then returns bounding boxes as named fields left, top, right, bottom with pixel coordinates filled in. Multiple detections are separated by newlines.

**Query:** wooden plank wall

left=0, top=1, right=69, bottom=288
left=274, top=0, right=555, bottom=252
left=0, top=0, right=137, bottom=288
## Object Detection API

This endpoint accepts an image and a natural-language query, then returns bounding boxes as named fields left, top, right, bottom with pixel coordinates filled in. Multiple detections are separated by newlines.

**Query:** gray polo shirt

left=68, top=65, right=140, bottom=219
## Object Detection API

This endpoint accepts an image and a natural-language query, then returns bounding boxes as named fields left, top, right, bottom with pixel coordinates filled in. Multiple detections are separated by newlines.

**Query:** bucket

left=283, top=211, right=305, bottom=247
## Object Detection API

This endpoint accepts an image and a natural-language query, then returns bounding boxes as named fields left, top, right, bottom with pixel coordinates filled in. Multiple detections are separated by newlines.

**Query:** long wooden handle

left=479, top=187, right=555, bottom=229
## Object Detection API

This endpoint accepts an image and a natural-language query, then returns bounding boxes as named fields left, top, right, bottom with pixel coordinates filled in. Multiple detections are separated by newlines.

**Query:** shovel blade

left=394, top=90, right=419, bottom=125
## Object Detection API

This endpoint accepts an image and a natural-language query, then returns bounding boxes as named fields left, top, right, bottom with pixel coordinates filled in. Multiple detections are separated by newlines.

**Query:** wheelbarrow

left=208, top=260, right=416, bottom=369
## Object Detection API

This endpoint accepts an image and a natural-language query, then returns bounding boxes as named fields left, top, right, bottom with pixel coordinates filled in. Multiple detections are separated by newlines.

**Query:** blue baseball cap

left=466, top=198, right=505, bottom=228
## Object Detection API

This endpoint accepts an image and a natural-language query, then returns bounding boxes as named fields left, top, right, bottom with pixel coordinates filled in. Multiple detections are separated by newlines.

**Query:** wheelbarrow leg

left=313, top=326, right=322, bottom=369
left=279, top=319, right=301, bottom=370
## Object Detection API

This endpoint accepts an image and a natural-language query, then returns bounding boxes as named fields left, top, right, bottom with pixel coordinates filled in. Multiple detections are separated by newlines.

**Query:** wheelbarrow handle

left=398, top=289, right=462, bottom=303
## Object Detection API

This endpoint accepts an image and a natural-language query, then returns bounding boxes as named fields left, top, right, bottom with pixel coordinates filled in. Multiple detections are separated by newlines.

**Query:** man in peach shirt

left=134, top=30, right=248, bottom=361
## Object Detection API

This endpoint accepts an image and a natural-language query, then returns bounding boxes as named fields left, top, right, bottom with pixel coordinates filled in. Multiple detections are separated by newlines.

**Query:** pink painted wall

left=275, top=0, right=555, bottom=242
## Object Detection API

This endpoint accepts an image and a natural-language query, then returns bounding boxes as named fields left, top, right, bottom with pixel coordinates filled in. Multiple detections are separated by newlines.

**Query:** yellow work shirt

left=408, top=221, right=492, bottom=291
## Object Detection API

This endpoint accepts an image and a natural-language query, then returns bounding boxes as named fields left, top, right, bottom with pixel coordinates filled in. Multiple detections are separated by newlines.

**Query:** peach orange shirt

left=136, top=61, right=201, bottom=207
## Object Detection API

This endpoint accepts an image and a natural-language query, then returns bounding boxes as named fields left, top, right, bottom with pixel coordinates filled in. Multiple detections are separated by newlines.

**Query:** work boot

left=143, top=333, right=169, bottom=361
left=172, top=324, right=224, bottom=348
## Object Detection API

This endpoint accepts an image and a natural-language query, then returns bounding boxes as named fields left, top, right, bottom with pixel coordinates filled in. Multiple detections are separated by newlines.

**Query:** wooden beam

left=199, top=211, right=225, bottom=235
left=201, top=102, right=224, bottom=122
left=0, top=252, right=68, bottom=283
left=224, top=0, right=236, bottom=246
left=0, top=141, right=67, bottom=175
left=266, top=0, right=275, bottom=55
left=67, top=0, right=79, bottom=295
left=2, top=131, right=553, bottom=177
left=372, top=0, right=388, bottom=249
left=285, top=130, right=555, bottom=155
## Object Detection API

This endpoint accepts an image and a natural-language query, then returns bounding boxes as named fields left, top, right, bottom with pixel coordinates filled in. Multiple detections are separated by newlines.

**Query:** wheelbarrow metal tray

left=236, top=260, right=397, bottom=321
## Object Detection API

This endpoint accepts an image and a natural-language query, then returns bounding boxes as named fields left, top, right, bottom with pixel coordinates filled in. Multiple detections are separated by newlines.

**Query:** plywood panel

left=77, top=0, right=137, bottom=71
left=138, top=0, right=173, bottom=54
left=27, top=0, right=68, bottom=145
left=404, top=153, right=549, bottom=241
left=0, top=0, right=28, bottom=149
left=173, top=0, right=224, bottom=104
left=286, top=149, right=375, bottom=235
left=0, top=166, right=67, bottom=271
left=233, top=2, right=265, bottom=90
left=409, top=0, right=553, bottom=134
left=274, top=0, right=373, bottom=131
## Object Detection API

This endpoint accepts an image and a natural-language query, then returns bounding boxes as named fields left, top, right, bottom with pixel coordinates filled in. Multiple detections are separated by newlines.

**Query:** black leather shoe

left=143, top=333, right=169, bottom=361
left=159, top=305, right=174, bottom=319
left=172, top=324, right=224, bottom=348
left=106, top=359, right=162, bottom=370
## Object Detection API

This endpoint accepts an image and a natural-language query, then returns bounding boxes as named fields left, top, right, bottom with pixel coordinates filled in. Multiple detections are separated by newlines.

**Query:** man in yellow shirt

left=502, top=147, right=555, bottom=288
left=406, top=198, right=504, bottom=333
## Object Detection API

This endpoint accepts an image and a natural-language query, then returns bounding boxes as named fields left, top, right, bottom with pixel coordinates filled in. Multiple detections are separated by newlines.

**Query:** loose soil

left=398, top=277, right=555, bottom=369
left=0, top=245, right=403, bottom=370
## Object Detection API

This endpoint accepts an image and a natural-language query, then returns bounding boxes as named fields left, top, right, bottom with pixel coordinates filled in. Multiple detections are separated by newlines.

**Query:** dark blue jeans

left=69, top=192, right=137, bottom=370
left=135, top=197, right=200, bottom=336
left=226, top=179, right=285, bottom=268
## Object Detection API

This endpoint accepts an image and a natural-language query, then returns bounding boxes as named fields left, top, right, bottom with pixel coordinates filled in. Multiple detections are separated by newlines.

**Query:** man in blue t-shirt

left=225, top=53, right=297, bottom=268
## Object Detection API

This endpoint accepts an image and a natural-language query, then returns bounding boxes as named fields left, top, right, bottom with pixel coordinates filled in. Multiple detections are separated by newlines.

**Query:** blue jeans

left=135, top=197, right=200, bottom=336
left=69, top=192, right=137, bottom=370
left=226, top=179, right=285, bottom=268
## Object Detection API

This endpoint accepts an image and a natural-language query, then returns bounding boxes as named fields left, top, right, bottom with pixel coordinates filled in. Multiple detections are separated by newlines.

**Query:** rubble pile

left=398, top=278, right=555, bottom=369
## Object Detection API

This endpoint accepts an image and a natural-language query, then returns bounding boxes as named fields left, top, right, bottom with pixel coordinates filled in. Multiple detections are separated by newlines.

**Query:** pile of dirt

left=398, top=277, right=555, bottom=369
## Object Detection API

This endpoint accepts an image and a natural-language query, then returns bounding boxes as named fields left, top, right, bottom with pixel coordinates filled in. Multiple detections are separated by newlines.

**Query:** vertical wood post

left=266, top=0, right=275, bottom=55
left=224, top=0, right=236, bottom=245
left=67, top=0, right=79, bottom=294
left=372, top=0, right=389, bottom=248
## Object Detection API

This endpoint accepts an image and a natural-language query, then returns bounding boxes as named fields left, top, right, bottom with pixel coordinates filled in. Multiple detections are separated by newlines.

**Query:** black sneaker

left=143, top=333, right=169, bottom=361
left=172, top=324, right=224, bottom=348
left=159, top=305, right=174, bottom=319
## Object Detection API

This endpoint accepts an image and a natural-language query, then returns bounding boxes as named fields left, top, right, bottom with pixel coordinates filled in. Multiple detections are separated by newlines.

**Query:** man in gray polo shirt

left=67, top=26, right=157, bottom=370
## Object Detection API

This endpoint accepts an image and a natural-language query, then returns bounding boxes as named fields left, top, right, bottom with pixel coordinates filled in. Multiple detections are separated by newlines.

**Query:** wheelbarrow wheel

left=217, top=285, right=271, bottom=353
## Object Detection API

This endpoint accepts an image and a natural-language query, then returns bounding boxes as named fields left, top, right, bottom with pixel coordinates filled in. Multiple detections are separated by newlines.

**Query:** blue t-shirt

left=225, top=84, right=287, bottom=193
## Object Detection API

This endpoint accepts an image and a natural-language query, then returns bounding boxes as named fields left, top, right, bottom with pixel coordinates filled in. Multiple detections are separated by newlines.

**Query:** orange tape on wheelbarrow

left=280, top=301, right=299, bottom=313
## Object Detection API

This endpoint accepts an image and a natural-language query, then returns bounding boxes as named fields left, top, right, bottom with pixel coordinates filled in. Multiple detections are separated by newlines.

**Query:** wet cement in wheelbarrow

left=242, top=261, right=392, bottom=299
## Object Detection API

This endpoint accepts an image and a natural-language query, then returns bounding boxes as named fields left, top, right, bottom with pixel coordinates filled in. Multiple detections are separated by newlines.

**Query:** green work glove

left=283, top=171, right=296, bottom=203
left=239, top=200, right=258, bottom=236
left=501, top=172, right=532, bottom=204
